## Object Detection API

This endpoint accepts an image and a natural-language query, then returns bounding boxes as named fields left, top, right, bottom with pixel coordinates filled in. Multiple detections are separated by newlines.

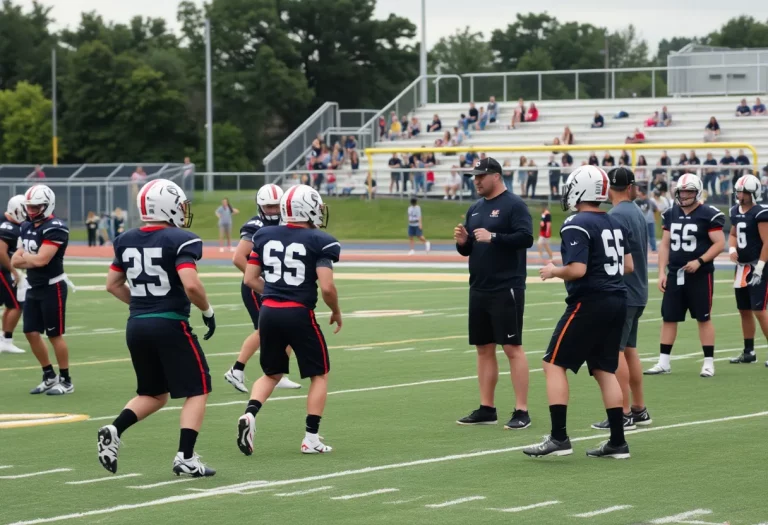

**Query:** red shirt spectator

left=30, top=165, right=46, bottom=179
left=539, top=208, right=552, bottom=238
left=526, top=103, right=539, bottom=122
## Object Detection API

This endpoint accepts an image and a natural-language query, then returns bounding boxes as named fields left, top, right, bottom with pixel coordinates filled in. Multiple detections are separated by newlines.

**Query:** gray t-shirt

left=634, top=197, right=658, bottom=224
left=609, top=200, right=648, bottom=307
left=216, top=205, right=233, bottom=225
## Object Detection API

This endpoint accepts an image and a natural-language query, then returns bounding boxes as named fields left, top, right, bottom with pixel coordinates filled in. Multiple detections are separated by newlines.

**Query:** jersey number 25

left=122, top=247, right=171, bottom=296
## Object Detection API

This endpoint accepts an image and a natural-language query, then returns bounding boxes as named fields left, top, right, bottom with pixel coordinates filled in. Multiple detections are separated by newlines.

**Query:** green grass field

left=0, top=264, right=766, bottom=525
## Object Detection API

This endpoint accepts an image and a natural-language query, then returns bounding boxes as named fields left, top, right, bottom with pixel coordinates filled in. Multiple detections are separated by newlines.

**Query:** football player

left=225, top=184, right=301, bottom=392
left=11, top=185, right=73, bottom=394
left=236, top=185, right=341, bottom=455
left=727, top=174, right=768, bottom=366
left=0, top=195, right=27, bottom=354
left=524, top=165, right=633, bottom=459
left=645, top=174, right=725, bottom=377
left=99, top=179, right=216, bottom=477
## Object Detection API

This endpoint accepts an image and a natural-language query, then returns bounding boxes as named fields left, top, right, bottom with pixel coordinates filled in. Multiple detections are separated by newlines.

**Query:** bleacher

left=355, top=95, right=768, bottom=197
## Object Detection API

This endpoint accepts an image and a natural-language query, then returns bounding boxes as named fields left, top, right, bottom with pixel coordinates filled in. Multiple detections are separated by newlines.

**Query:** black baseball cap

left=608, top=166, right=635, bottom=190
left=468, top=157, right=503, bottom=177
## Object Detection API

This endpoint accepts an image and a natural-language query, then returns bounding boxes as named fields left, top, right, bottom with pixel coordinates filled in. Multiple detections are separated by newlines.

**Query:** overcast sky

left=17, top=0, right=763, bottom=55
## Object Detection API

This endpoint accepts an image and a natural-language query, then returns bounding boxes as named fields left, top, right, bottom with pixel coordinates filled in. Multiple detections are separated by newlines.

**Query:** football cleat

left=172, top=452, right=216, bottom=477
left=631, top=407, right=653, bottom=426
left=590, top=413, right=636, bottom=431
left=643, top=363, right=671, bottom=375
left=504, top=409, right=531, bottom=430
left=224, top=368, right=248, bottom=393
left=301, top=434, right=332, bottom=454
left=425, top=241, right=431, bottom=253
left=237, top=413, right=255, bottom=456
left=46, top=380, right=74, bottom=395
left=586, top=440, right=631, bottom=459
left=522, top=435, right=573, bottom=458
left=700, top=363, right=715, bottom=378
left=97, top=425, right=121, bottom=473
left=30, top=375, right=59, bottom=394
left=729, top=352, right=756, bottom=364
left=276, top=376, right=302, bottom=389
left=456, top=408, right=497, bottom=426
left=0, top=337, right=25, bottom=354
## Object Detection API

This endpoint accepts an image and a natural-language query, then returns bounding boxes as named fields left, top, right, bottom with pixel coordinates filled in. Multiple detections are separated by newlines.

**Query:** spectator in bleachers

left=660, top=106, right=672, bottom=126
left=475, top=106, right=489, bottom=130
left=652, top=188, right=672, bottom=216
left=453, top=126, right=465, bottom=146
left=330, top=143, right=343, bottom=169
left=502, top=160, right=514, bottom=192
left=561, top=151, right=573, bottom=170
left=424, top=150, right=437, bottom=191
left=130, top=165, right=147, bottom=204
left=434, top=130, right=451, bottom=148
left=378, top=116, right=387, bottom=138
left=588, top=152, right=599, bottom=166
left=349, top=150, right=360, bottom=171
left=602, top=151, right=615, bottom=167
left=619, top=150, right=630, bottom=166
left=591, top=111, right=605, bottom=128
left=426, top=169, right=435, bottom=193
left=547, top=155, right=561, bottom=197
left=659, top=151, right=672, bottom=168
left=341, top=172, right=355, bottom=196
left=652, top=171, right=669, bottom=196
left=735, top=149, right=751, bottom=189
left=408, top=116, right=421, bottom=138
left=625, top=127, right=645, bottom=143
left=754, top=97, right=766, bottom=115
left=445, top=168, right=461, bottom=200
left=509, top=98, right=525, bottom=129
left=704, top=116, right=721, bottom=142
left=427, top=114, right=442, bottom=132
left=720, top=149, right=736, bottom=195
left=487, top=96, right=498, bottom=122
left=517, top=156, right=528, bottom=196
left=388, top=153, right=403, bottom=194
left=325, top=172, right=337, bottom=196
left=688, top=150, right=701, bottom=174
left=736, top=98, right=752, bottom=116
left=672, top=153, right=688, bottom=185
left=464, top=102, right=479, bottom=130
left=459, top=154, right=475, bottom=198
left=526, top=159, right=538, bottom=198
left=525, top=103, right=539, bottom=122
left=702, top=152, right=718, bottom=195
left=562, top=126, right=574, bottom=145
left=548, top=136, right=561, bottom=151
left=345, top=135, right=357, bottom=153
left=644, top=111, right=660, bottom=127
left=635, top=155, right=648, bottom=181
left=400, top=114, right=409, bottom=132
left=86, top=211, right=99, bottom=247
left=27, top=164, right=46, bottom=180
left=412, top=153, right=425, bottom=194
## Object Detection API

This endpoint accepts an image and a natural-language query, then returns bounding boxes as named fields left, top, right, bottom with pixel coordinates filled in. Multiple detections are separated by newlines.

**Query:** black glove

left=202, top=310, right=216, bottom=340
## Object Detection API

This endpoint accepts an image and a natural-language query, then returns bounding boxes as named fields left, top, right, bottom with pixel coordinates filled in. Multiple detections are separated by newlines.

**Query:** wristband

left=697, top=257, right=705, bottom=266
left=729, top=247, right=737, bottom=254
left=757, top=261, right=765, bottom=274
left=202, top=305, right=214, bottom=317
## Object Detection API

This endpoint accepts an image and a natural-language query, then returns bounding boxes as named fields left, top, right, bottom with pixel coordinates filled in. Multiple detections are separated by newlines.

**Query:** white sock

left=305, top=431, right=318, bottom=441
left=703, top=357, right=714, bottom=368
left=659, top=353, right=671, bottom=369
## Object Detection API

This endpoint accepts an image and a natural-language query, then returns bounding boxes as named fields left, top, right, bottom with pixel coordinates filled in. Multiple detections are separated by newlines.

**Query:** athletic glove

left=749, top=261, right=765, bottom=287
left=202, top=306, right=216, bottom=340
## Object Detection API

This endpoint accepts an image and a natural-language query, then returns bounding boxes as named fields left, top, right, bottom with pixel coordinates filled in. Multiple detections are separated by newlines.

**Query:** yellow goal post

left=364, top=142, right=759, bottom=193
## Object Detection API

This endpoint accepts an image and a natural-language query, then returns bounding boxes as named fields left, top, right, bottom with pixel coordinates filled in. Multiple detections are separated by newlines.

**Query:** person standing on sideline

left=635, top=187, right=658, bottom=253
left=537, top=203, right=553, bottom=260
left=216, top=198, right=239, bottom=252
left=407, top=198, right=431, bottom=255
left=454, top=157, right=534, bottom=430
left=590, top=167, right=652, bottom=431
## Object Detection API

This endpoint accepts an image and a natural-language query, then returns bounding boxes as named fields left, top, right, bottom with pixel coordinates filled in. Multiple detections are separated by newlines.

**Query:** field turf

left=0, top=263, right=766, bottom=525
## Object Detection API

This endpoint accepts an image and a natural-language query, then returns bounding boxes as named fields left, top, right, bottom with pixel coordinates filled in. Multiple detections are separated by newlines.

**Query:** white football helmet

left=137, top=179, right=192, bottom=228
left=674, top=173, right=703, bottom=207
left=24, top=184, right=56, bottom=222
left=256, top=184, right=284, bottom=222
left=734, top=173, right=762, bottom=203
left=6, top=195, right=26, bottom=223
left=280, top=185, right=328, bottom=228
left=561, top=165, right=610, bottom=212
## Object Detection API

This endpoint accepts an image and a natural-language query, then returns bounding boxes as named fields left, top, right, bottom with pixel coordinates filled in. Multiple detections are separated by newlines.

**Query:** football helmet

left=256, top=184, right=284, bottom=222
left=734, top=173, right=762, bottom=203
left=280, top=185, right=328, bottom=228
left=137, top=179, right=192, bottom=228
left=6, top=195, right=26, bottom=223
left=24, top=185, right=56, bottom=222
left=674, top=173, right=703, bottom=207
left=561, top=165, right=610, bottom=212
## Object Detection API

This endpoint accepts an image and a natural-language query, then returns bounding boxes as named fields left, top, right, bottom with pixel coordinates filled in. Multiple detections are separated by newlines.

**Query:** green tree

left=706, top=16, right=768, bottom=48
left=654, top=37, right=699, bottom=66
left=0, top=0, right=55, bottom=92
left=0, top=81, right=52, bottom=163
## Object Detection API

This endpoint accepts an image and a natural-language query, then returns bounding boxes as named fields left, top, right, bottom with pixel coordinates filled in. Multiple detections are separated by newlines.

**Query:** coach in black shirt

left=454, top=157, right=533, bottom=430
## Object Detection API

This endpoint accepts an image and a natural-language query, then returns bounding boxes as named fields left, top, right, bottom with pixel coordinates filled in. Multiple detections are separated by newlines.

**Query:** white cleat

left=276, top=376, right=302, bottom=389
left=237, top=413, right=256, bottom=456
left=46, top=380, right=74, bottom=395
left=97, top=425, right=121, bottom=473
left=700, top=363, right=715, bottom=378
left=30, top=375, right=59, bottom=394
left=172, top=452, right=216, bottom=477
left=301, top=434, right=332, bottom=454
left=224, top=368, right=248, bottom=393
left=425, top=241, right=431, bottom=253
left=0, top=337, right=24, bottom=354
left=643, top=363, right=671, bottom=375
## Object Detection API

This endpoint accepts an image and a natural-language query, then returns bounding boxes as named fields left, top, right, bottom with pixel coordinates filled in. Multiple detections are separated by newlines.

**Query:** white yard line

left=425, top=496, right=486, bottom=508
left=66, top=474, right=142, bottom=485
left=343, top=347, right=373, bottom=352
left=572, top=505, right=633, bottom=518
left=411, top=313, right=445, bottom=318
left=9, top=411, right=768, bottom=525
left=0, top=468, right=71, bottom=480
left=330, top=488, right=399, bottom=500
left=127, top=478, right=201, bottom=489
left=274, top=486, right=334, bottom=497
left=425, top=348, right=452, bottom=353
left=650, top=509, right=714, bottom=524
left=383, top=497, right=425, bottom=505
left=0, top=466, right=13, bottom=470
left=488, top=501, right=561, bottom=513
left=383, top=348, right=415, bottom=353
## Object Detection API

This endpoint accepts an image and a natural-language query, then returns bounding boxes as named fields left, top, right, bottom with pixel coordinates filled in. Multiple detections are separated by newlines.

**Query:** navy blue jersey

left=0, top=220, right=21, bottom=259
left=730, top=204, right=768, bottom=263
left=249, top=225, right=341, bottom=310
left=238, top=214, right=279, bottom=271
left=662, top=203, right=725, bottom=272
left=20, top=216, right=69, bottom=288
left=111, top=226, right=203, bottom=318
left=559, top=211, right=628, bottom=304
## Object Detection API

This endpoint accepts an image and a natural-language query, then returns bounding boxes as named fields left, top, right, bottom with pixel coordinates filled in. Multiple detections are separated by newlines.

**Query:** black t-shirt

left=737, top=105, right=751, bottom=115
left=602, top=156, right=615, bottom=167
left=468, top=108, right=478, bottom=121
left=389, top=157, right=403, bottom=170
left=588, top=156, right=599, bottom=166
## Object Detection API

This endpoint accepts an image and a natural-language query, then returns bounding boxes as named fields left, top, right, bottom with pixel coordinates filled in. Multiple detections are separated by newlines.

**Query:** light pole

left=51, top=47, right=57, bottom=166
left=420, top=0, right=427, bottom=107
left=205, top=18, right=214, bottom=192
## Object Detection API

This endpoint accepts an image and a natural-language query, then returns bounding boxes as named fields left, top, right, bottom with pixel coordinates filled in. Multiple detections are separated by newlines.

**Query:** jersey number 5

left=122, top=247, right=171, bottom=296
left=602, top=229, right=625, bottom=276
left=669, top=223, right=698, bottom=252
left=263, top=240, right=306, bottom=286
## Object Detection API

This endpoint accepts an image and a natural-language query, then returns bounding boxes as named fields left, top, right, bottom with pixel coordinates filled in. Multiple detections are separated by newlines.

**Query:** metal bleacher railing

left=0, top=163, right=194, bottom=229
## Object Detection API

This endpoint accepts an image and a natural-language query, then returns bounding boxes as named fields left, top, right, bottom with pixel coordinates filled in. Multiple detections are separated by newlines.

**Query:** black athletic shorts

left=661, top=270, right=714, bottom=322
left=258, top=303, right=330, bottom=379
left=126, top=317, right=212, bottom=399
left=0, top=270, right=21, bottom=309
left=734, top=267, right=768, bottom=311
left=468, top=288, right=525, bottom=346
left=241, top=281, right=262, bottom=329
left=543, top=294, right=627, bottom=375
left=23, top=282, right=67, bottom=337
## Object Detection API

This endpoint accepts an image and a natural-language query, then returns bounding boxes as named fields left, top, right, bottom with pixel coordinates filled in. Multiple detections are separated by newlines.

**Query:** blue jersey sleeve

left=239, top=217, right=264, bottom=240
left=661, top=208, right=672, bottom=231
left=560, top=223, right=590, bottom=266
left=317, top=234, right=341, bottom=264
left=0, top=222, right=18, bottom=248
left=705, top=205, right=725, bottom=231
left=176, top=235, right=203, bottom=270
left=755, top=205, right=768, bottom=222
left=42, top=219, right=69, bottom=246
left=110, top=236, right=124, bottom=272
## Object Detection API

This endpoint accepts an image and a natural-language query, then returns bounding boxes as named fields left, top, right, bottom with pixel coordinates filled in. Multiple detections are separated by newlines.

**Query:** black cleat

left=504, top=409, right=531, bottom=430
left=586, top=440, right=630, bottom=459
left=590, top=413, right=636, bottom=431
left=456, top=408, right=497, bottom=426
left=523, top=435, right=573, bottom=457
left=631, top=407, right=652, bottom=426
left=730, top=352, right=757, bottom=364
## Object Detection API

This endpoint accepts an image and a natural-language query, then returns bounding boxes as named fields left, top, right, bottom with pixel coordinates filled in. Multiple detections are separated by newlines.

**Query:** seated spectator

left=345, top=135, right=357, bottom=152
left=548, top=136, right=562, bottom=149
left=591, top=111, right=604, bottom=128
left=588, top=152, right=599, bottom=166
left=659, top=106, right=672, bottom=126
left=445, top=168, right=461, bottom=199
left=434, top=130, right=452, bottom=148
left=614, top=110, right=630, bottom=119
left=602, top=151, right=615, bottom=167
left=754, top=97, right=766, bottom=115
left=453, top=126, right=465, bottom=146
left=464, top=102, right=479, bottom=130
left=378, top=116, right=387, bottom=138
left=644, top=111, right=659, bottom=127
left=349, top=150, right=360, bottom=171
left=562, top=126, right=574, bottom=145
left=475, top=106, right=489, bottom=130
left=487, top=96, right=498, bottom=122
left=408, top=116, right=421, bottom=138
left=389, top=117, right=402, bottom=140
left=400, top=114, right=409, bottom=131
left=330, top=143, right=344, bottom=169
left=704, top=116, right=721, bottom=142
left=625, top=127, right=645, bottom=143
left=427, top=114, right=442, bottom=132
left=509, top=98, right=526, bottom=129
left=635, top=155, right=648, bottom=181
left=736, top=98, right=752, bottom=116
left=525, top=103, right=539, bottom=122
left=620, top=150, right=630, bottom=166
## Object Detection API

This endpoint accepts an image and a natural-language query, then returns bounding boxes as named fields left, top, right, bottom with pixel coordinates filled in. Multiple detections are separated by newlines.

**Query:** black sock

left=745, top=339, right=754, bottom=353
left=479, top=404, right=496, bottom=413
left=549, top=404, right=568, bottom=442
left=233, top=361, right=246, bottom=372
left=306, top=414, right=321, bottom=434
left=606, top=407, right=625, bottom=446
left=112, top=409, right=138, bottom=437
left=246, top=399, right=262, bottom=417
left=702, top=345, right=714, bottom=358
left=42, top=364, right=55, bottom=379
left=59, top=368, right=70, bottom=382
left=660, top=343, right=673, bottom=355
left=178, top=428, right=198, bottom=460
left=4, top=331, right=12, bottom=339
